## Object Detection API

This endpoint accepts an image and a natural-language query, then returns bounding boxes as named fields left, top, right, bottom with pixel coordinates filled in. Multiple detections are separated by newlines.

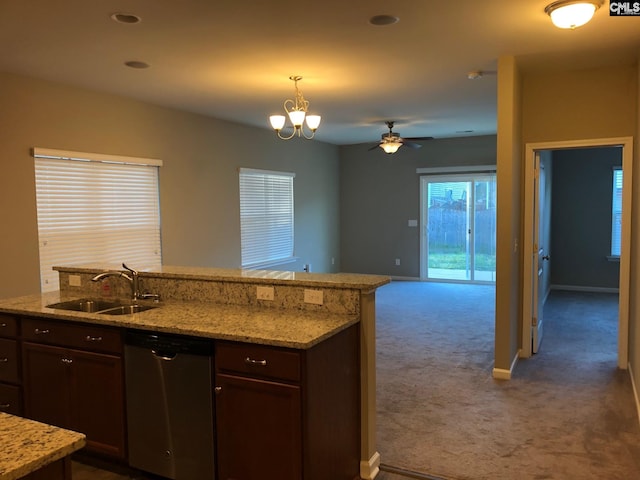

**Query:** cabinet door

left=215, top=373, right=301, bottom=480
left=70, top=349, right=125, bottom=459
left=22, top=342, right=72, bottom=429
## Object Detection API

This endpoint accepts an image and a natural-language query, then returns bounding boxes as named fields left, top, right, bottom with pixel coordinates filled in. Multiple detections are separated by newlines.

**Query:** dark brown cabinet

left=21, top=317, right=126, bottom=460
left=23, top=457, right=72, bottom=480
left=215, top=373, right=302, bottom=480
left=0, top=314, right=21, bottom=416
left=214, top=324, right=360, bottom=480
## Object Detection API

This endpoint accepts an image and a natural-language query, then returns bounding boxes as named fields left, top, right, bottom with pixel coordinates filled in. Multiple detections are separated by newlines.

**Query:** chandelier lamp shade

left=269, top=76, right=321, bottom=140
left=380, top=141, right=402, bottom=154
left=544, top=0, right=602, bottom=29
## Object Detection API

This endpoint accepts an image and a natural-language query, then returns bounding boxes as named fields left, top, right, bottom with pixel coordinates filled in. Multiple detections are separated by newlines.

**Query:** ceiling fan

left=369, top=121, right=433, bottom=154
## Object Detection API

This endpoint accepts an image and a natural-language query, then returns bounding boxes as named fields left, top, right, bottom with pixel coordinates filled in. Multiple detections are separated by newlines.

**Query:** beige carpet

left=376, top=282, right=640, bottom=480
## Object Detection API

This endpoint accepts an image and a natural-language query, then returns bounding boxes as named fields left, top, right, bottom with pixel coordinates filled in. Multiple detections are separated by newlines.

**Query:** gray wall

left=0, top=72, right=341, bottom=299
left=550, top=147, right=622, bottom=289
left=339, top=135, right=496, bottom=278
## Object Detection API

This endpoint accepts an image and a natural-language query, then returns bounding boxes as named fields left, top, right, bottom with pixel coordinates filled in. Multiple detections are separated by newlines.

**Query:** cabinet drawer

left=216, top=342, right=300, bottom=382
left=0, top=339, right=19, bottom=383
left=0, top=383, right=22, bottom=416
left=22, top=318, right=122, bottom=354
left=0, top=315, right=18, bottom=338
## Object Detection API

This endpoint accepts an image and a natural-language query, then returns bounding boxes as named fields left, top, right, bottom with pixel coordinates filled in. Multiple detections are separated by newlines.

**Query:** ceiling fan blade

left=402, top=141, right=423, bottom=150
left=403, top=136, right=434, bottom=141
left=368, top=143, right=381, bottom=151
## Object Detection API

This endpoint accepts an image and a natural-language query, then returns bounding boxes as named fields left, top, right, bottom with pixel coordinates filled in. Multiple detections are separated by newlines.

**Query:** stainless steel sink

left=46, top=298, right=123, bottom=313
left=98, top=304, right=157, bottom=315
left=46, top=298, right=157, bottom=315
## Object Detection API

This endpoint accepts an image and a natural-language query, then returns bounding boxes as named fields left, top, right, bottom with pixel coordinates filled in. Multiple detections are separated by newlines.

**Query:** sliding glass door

left=420, top=174, right=496, bottom=283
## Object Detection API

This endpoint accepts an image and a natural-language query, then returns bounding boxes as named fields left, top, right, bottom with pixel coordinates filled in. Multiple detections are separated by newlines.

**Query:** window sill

left=242, top=257, right=299, bottom=270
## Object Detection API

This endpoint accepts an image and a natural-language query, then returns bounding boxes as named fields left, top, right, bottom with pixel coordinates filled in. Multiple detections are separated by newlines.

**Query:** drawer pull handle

left=85, top=335, right=103, bottom=342
left=0, top=403, right=10, bottom=409
left=244, top=357, right=267, bottom=366
left=61, top=358, right=73, bottom=365
left=0, top=358, right=8, bottom=363
left=34, top=328, right=50, bottom=335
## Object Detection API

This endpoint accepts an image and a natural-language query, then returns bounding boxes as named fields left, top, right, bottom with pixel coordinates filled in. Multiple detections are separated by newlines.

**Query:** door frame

left=418, top=165, right=497, bottom=281
left=522, top=137, right=633, bottom=368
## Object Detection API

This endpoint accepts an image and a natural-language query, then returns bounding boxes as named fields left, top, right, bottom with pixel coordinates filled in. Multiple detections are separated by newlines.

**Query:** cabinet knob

left=61, top=358, right=73, bottom=365
left=34, top=328, right=50, bottom=335
left=214, top=386, right=222, bottom=395
left=0, top=323, right=6, bottom=328
left=85, top=335, right=103, bottom=342
left=0, top=403, right=10, bottom=409
left=0, top=357, right=8, bottom=363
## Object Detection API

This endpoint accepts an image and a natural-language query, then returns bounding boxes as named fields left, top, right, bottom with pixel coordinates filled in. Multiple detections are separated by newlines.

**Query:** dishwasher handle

left=152, top=349, right=177, bottom=361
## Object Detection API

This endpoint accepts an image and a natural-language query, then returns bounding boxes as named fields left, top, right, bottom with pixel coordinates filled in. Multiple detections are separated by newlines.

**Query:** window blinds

left=33, top=149, right=162, bottom=292
left=239, top=168, right=295, bottom=268
left=611, top=168, right=623, bottom=257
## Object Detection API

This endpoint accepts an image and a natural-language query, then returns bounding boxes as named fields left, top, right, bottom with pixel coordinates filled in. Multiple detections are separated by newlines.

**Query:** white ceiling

left=0, top=1, right=638, bottom=145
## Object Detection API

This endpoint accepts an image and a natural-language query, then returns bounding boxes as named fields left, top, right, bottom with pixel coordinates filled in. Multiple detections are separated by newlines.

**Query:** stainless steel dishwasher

left=124, top=330, right=215, bottom=480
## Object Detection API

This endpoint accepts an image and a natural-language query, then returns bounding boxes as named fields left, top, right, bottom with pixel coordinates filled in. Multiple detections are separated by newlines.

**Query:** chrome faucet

left=92, top=263, right=159, bottom=302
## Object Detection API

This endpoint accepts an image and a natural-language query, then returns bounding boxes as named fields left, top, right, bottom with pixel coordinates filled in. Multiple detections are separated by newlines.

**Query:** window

left=239, top=168, right=295, bottom=268
left=611, top=168, right=623, bottom=257
left=33, top=148, right=162, bottom=292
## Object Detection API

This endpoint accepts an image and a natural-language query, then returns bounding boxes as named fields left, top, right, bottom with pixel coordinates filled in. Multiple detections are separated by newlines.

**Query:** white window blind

left=33, top=148, right=162, bottom=292
left=239, top=168, right=295, bottom=268
left=611, top=168, right=623, bottom=257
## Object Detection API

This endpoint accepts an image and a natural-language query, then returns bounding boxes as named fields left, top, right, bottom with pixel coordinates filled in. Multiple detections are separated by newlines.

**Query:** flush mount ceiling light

left=544, top=1, right=602, bottom=29
left=269, top=76, right=321, bottom=140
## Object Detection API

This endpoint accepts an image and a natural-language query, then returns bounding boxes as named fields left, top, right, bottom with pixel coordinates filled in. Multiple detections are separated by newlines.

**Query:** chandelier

left=269, top=76, right=321, bottom=140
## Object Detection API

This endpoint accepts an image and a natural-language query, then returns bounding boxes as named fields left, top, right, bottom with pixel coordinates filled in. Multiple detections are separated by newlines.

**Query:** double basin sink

left=46, top=298, right=157, bottom=316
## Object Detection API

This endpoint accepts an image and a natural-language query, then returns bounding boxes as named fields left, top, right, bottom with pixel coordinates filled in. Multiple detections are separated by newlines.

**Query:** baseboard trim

left=360, top=451, right=381, bottom=479
left=551, top=284, right=619, bottom=294
left=389, top=276, right=421, bottom=281
left=493, top=350, right=519, bottom=380
left=629, top=364, right=640, bottom=428
left=380, top=463, right=449, bottom=480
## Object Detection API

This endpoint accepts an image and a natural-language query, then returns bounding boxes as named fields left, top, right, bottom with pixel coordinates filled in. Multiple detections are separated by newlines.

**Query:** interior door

left=532, top=155, right=547, bottom=353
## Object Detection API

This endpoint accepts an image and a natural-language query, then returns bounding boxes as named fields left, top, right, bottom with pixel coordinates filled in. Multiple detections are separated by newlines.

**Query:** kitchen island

left=0, top=412, right=85, bottom=480
left=0, top=265, right=390, bottom=480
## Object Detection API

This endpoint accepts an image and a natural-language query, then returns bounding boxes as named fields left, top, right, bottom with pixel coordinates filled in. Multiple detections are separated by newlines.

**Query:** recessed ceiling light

left=369, top=15, right=399, bottom=26
left=124, top=60, right=150, bottom=69
left=111, top=12, right=141, bottom=24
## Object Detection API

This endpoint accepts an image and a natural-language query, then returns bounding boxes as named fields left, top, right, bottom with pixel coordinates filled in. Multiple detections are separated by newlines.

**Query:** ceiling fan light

left=545, top=1, right=599, bottom=29
left=288, top=109, right=306, bottom=127
left=305, top=115, right=321, bottom=131
left=269, top=115, right=286, bottom=131
left=380, top=142, right=402, bottom=154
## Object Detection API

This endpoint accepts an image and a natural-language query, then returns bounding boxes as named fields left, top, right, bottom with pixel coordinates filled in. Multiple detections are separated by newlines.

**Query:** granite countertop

left=0, top=412, right=86, bottom=480
left=55, top=264, right=391, bottom=290
left=0, top=292, right=360, bottom=349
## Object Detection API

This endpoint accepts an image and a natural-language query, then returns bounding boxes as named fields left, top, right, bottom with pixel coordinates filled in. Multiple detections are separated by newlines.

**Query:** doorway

left=420, top=173, right=496, bottom=283
left=522, top=137, right=633, bottom=368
